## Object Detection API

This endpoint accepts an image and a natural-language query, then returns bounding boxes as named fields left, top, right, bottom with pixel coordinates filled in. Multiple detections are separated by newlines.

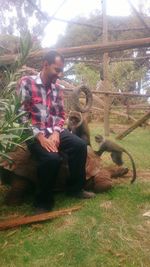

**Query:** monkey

left=94, top=134, right=136, bottom=183
left=67, top=111, right=91, bottom=146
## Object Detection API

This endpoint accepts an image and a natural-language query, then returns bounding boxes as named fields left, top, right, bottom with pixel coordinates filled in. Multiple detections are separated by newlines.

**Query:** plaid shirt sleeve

left=53, top=85, right=65, bottom=133
left=17, top=77, right=31, bottom=124
left=17, top=77, right=44, bottom=137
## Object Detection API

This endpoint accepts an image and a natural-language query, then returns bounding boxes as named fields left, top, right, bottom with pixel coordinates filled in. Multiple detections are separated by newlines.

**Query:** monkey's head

left=67, top=111, right=83, bottom=131
left=95, top=134, right=104, bottom=144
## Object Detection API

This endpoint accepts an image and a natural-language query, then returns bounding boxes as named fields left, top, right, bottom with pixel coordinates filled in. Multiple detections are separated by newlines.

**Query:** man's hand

left=48, top=131, right=60, bottom=148
left=36, top=133, right=58, bottom=152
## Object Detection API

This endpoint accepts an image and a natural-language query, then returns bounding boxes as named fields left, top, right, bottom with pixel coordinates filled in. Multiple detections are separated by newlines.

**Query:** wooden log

left=0, top=37, right=150, bottom=66
left=66, top=55, right=150, bottom=64
left=65, top=90, right=150, bottom=98
left=116, top=110, right=150, bottom=140
left=91, top=91, right=150, bottom=97
left=0, top=205, right=82, bottom=230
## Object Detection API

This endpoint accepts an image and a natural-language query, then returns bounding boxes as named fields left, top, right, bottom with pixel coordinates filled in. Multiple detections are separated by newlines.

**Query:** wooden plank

left=0, top=205, right=82, bottom=230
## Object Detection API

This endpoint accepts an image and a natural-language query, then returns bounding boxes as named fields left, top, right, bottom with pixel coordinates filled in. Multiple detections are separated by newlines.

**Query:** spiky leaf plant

left=0, top=32, right=33, bottom=163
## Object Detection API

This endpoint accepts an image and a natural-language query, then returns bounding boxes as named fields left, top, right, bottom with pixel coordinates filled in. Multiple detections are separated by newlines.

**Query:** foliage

left=108, top=61, right=147, bottom=92
left=55, top=11, right=102, bottom=48
left=55, top=11, right=150, bottom=93
left=74, top=63, right=100, bottom=89
left=0, top=95, right=32, bottom=161
left=55, top=11, right=150, bottom=48
left=0, top=34, right=41, bottom=56
left=1, top=32, right=33, bottom=97
left=0, top=32, right=33, bottom=162
left=0, top=0, right=47, bottom=38
left=66, top=60, right=147, bottom=92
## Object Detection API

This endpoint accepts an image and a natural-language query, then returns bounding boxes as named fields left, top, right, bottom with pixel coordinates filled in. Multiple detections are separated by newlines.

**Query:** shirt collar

left=34, top=72, right=43, bottom=85
left=34, top=72, right=60, bottom=90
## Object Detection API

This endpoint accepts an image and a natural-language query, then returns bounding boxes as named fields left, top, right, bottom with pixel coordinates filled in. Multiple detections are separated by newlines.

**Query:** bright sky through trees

left=40, top=0, right=139, bottom=47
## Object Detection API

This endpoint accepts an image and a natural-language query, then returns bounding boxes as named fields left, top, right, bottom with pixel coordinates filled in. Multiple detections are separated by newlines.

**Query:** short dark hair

left=43, top=50, right=64, bottom=65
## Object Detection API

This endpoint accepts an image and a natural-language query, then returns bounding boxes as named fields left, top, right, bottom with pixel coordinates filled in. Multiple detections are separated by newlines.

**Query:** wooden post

left=102, top=0, right=110, bottom=136
left=104, top=93, right=110, bottom=136
left=126, top=97, right=130, bottom=121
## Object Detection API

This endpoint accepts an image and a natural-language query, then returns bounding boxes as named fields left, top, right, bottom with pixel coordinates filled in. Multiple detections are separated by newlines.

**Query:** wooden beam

left=64, top=89, right=150, bottom=98
left=127, top=0, right=150, bottom=33
left=110, top=55, right=150, bottom=62
left=0, top=37, right=150, bottom=66
left=89, top=91, right=150, bottom=97
left=65, top=55, right=150, bottom=64
left=58, top=37, right=150, bottom=57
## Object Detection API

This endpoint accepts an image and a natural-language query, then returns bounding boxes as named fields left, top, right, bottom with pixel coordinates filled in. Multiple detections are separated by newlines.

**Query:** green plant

left=0, top=32, right=33, bottom=162
left=0, top=94, right=32, bottom=161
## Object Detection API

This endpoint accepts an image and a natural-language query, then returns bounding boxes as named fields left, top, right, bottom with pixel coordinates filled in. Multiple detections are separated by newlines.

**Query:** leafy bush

left=0, top=32, right=33, bottom=162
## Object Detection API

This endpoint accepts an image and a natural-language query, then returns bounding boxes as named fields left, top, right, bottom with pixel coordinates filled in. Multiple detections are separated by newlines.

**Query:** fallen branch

left=116, top=110, right=150, bottom=140
left=0, top=205, right=82, bottom=230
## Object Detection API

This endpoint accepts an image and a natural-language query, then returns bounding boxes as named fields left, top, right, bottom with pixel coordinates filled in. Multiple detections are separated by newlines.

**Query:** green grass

left=0, top=123, right=150, bottom=267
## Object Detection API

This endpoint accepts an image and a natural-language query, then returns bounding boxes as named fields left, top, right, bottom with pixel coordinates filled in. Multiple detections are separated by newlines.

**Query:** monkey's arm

left=95, top=143, right=107, bottom=156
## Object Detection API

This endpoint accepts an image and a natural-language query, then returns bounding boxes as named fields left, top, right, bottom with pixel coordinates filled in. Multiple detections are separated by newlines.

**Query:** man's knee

left=73, top=137, right=87, bottom=153
left=40, top=153, right=61, bottom=166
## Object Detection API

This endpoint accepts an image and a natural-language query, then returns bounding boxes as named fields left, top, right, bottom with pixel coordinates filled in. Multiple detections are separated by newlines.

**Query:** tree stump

left=0, top=144, right=128, bottom=205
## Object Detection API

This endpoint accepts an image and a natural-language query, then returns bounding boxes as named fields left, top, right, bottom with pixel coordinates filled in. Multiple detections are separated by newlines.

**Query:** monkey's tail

left=124, top=151, right=136, bottom=183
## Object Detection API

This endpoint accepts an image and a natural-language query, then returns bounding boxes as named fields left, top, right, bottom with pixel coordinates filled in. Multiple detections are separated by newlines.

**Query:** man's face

left=46, top=56, right=64, bottom=83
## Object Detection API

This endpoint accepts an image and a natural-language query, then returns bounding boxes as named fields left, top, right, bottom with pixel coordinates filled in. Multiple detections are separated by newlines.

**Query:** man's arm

left=53, top=86, right=65, bottom=133
left=17, top=77, right=59, bottom=152
left=17, top=77, right=44, bottom=137
left=47, top=85, right=65, bottom=150
left=17, top=77, right=31, bottom=124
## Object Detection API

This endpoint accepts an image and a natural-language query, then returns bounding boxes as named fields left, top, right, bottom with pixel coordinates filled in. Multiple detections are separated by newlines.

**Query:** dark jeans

left=27, top=129, right=87, bottom=207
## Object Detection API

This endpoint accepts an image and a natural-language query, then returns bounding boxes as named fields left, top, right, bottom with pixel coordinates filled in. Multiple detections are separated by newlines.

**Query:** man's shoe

left=77, top=190, right=96, bottom=199
left=33, top=199, right=55, bottom=214
left=68, top=190, right=96, bottom=199
left=34, top=206, right=53, bottom=215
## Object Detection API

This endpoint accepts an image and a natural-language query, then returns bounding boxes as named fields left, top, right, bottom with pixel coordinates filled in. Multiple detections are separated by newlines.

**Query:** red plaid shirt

left=17, top=73, right=65, bottom=136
